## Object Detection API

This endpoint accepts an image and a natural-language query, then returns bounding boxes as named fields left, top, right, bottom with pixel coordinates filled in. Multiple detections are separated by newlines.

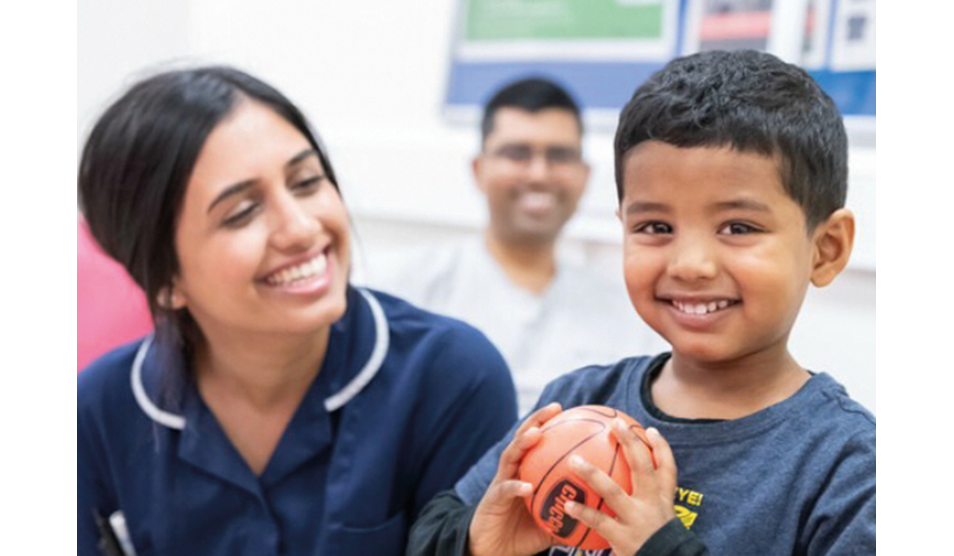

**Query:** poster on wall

left=457, top=0, right=679, bottom=61
left=801, top=0, right=833, bottom=69
left=829, top=0, right=875, bottom=71
left=682, top=0, right=774, bottom=54
left=445, top=0, right=874, bottom=119
left=445, top=0, right=681, bottom=117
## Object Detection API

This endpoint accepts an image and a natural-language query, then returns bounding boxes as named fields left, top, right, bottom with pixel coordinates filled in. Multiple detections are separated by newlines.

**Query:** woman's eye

left=292, top=175, right=324, bottom=194
left=222, top=201, right=258, bottom=228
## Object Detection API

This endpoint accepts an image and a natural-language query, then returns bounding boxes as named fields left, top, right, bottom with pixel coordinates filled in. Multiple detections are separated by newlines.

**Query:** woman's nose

left=269, top=196, right=320, bottom=252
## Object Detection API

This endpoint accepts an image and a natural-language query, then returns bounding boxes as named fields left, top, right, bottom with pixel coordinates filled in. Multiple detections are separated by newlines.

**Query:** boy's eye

left=718, top=222, right=759, bottom=235
left=634, top=221, right=672, bottom=235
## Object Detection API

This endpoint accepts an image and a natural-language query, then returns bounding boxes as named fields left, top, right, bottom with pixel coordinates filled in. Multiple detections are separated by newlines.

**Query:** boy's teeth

left=268, top=253, right=328, bottom=285
left=673, top=299, right=733, bottom=315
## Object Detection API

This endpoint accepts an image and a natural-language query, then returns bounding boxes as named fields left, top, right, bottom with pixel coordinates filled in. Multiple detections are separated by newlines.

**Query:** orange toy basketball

left=518, top=405, right=652, bottom=551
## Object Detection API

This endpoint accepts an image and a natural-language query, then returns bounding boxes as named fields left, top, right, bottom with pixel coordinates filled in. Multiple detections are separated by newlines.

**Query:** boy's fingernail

left=569, top=454, right=585, bottom=468
left=647, top=427, right=660, bottom=438
left=614, top=418, right=628, bottom=431
left=565, top=501, right=577, bottom=513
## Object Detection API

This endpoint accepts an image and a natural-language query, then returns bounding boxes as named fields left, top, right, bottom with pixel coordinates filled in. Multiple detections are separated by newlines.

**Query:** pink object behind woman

left=77, top=217, right=152, bottom=370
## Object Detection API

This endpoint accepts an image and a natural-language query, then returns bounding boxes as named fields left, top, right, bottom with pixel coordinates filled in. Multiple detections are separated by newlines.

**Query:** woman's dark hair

left=614, top=50, right=848, bottom=231
left=78, top=66, right=339, bottom=353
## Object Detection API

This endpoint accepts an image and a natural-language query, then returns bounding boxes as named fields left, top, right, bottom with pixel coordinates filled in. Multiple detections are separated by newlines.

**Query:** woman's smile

left=261, top=248, right=332, bottom=294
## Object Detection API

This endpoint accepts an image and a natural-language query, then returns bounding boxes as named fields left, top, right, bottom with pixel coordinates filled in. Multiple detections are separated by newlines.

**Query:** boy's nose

left=667, top=240, right=718, bottom=282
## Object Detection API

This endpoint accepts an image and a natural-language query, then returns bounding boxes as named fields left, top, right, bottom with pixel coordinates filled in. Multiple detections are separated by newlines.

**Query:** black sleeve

left=634, top=519, right=709, bottom=556
left=405, top=493, right=709, bottom=556
left=407, top=490, right=477, bottom=556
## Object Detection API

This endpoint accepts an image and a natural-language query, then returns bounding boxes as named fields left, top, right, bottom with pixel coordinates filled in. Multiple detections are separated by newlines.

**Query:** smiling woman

left=76, top=67, right=518, bottom=556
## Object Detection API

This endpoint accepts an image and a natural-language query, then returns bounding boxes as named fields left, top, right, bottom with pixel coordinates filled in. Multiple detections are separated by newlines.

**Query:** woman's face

left=169, top=100, right=350, bottom=342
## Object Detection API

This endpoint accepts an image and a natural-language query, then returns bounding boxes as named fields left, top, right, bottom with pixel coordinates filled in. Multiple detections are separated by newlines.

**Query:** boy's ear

left=810, top=208, right=855, bottom=287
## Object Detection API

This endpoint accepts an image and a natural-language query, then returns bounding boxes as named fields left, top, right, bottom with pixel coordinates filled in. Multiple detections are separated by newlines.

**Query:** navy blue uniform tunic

left=78, top=287, right=518, bottom=556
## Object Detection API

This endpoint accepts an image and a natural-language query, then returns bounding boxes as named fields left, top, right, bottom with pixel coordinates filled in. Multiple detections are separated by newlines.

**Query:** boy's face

left=619, top=141, right=816, bottom=365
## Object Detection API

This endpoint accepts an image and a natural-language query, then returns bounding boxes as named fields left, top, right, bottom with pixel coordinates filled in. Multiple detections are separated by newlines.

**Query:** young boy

left=406, top=50, right=875, bottom=556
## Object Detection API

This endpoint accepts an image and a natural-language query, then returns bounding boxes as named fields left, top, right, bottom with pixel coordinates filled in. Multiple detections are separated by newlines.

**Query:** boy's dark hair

left=78, top=66, right=339, bottom=353
left=614, top=49, right=847, bottom=230
left=481, top=77, right=583, bottom=145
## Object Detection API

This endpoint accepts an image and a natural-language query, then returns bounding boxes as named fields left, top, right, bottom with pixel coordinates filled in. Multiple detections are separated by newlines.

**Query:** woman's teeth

left=672, top=299, right=733, bottom=315
left=265, top=254, right=327, bottom=286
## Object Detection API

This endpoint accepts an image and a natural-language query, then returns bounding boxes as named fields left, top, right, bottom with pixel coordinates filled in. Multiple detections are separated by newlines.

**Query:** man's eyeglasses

left=489, top=144, right=583, bottom=166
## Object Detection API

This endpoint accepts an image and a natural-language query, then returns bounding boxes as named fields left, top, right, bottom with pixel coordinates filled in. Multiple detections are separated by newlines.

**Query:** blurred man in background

left=369, top=77, right=666, bottom=413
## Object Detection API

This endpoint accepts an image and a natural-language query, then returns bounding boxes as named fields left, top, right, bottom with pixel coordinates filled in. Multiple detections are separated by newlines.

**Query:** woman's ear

left=810, top=208, right=855, bottom=287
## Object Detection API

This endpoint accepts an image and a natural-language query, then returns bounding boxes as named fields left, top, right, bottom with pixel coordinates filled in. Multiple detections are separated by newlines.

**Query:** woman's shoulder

left=77, top=340, right=144, bottom=399
left=367, top=288, right=514, bottom=389
left=369, top=288, right=503, bottom=357
left=77, top=339, right=150, bottom=439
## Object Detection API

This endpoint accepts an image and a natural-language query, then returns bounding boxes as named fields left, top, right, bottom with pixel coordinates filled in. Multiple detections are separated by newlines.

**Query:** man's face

left=474, top=107, right=589, bottom=247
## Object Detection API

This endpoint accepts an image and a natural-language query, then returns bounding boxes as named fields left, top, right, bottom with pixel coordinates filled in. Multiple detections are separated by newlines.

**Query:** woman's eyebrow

left=287, top=149, right=318, bottom=168
left=207, top=180, right=256, bottom=214
left=206, top=150, right=319, bottom=213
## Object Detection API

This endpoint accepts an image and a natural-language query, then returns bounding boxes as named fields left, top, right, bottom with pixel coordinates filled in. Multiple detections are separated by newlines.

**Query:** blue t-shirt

left=456, top=354, right=875, bottom=556
left=78, top=287, right=518, bottom=556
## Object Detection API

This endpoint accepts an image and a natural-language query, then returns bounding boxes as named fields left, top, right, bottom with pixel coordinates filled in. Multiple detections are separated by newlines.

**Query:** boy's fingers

left=489, top=479, right=534, bottom=503
left=564, top=500, right=621, bottom=544
left=495, top=403, right=562, bottom=481
left=496, top=427, right=539, bottom=479
left=646, top=427, right=678, bottom=496
left=567, top=455, right=632, bottom=520
left=612, top=420, right=656, bottom=488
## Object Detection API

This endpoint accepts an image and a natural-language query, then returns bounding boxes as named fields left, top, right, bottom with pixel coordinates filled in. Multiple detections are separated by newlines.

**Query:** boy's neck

left=651, top=347, right=811, bottom=421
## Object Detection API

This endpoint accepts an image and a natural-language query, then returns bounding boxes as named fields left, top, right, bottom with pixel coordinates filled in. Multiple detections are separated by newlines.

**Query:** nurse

left=77, top=66, right=518, bottom=556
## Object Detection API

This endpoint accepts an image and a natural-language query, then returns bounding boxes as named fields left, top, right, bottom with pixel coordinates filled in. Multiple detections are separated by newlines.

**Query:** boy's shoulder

left=535, top=355, right=661, bottom=412
left=795, top=371, right=875, bottom=443
left=811, top=372, right=875, bottom=421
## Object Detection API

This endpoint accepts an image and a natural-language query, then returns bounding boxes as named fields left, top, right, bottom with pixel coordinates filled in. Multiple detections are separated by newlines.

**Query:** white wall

left=78, top=0, right=875, bottom=412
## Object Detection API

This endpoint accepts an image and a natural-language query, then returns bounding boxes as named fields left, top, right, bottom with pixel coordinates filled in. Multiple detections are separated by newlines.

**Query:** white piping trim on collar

left=130, top=288, right=390, bottom=427
left=131, top=335, right=187, bottom=430
left=324, top=288, right=390, bottom=412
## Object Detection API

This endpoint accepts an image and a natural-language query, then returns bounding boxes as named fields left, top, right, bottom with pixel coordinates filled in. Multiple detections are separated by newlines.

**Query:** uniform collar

left=129, top=287, right=390, bottom=430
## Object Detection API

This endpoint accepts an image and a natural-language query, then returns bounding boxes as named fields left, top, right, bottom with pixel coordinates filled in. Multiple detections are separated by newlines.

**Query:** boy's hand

left=564, top=421, right=677, bottom=556
left=468, top=402, right=563, bottom=556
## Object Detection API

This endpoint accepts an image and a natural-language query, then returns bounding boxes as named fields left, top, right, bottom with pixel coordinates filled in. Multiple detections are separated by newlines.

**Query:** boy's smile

left=619, top=141, right=817, bottom=367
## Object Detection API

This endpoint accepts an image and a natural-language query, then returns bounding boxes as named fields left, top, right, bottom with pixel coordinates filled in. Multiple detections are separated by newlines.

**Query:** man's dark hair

left=614, top=49, right=847, bottom=230
left=481, top=77, right=583, bottom=145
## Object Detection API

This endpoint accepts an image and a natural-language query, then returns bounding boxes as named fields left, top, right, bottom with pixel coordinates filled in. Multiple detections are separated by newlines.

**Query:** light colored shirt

left=365, top=237, right=668, bottom=414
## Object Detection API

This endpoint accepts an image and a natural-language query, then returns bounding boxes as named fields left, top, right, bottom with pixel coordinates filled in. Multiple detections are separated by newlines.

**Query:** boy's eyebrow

left=712, top=199, right=772, bottom=213
left=625, top=201, right=672, bottom=215
left=207, top=150, right=319, bottom=213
